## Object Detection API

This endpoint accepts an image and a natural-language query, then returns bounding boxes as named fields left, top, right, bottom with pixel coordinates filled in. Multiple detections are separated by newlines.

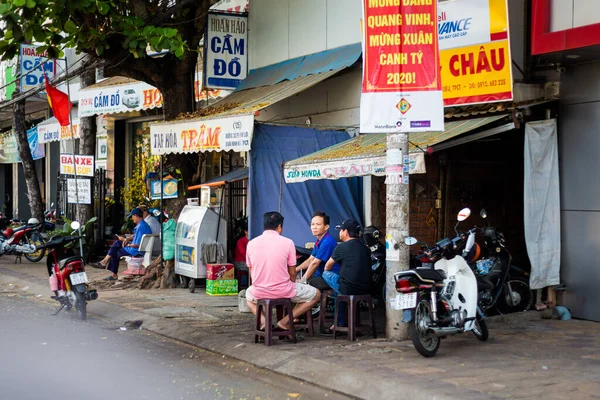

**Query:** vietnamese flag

left=44, top=74, right=72, bottom=127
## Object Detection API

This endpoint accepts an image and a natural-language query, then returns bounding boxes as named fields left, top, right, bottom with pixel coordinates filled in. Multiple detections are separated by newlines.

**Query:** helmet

left=464, top=243, right=481, bottom=263
left=28, top=218, right=40, bottom=226
left=362, top=225, right=381, bottom=248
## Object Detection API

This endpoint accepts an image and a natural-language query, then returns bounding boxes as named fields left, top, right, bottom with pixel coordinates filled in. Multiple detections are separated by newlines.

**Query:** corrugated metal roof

left=444, top=98, right=553, bottom=119
left=79, top=76, right=139, bottom=91
left=152, top=69, right=342, bottom=124
left=235, top=43, right=362, bottom=91
left=285, top=115, right=509, bottom=168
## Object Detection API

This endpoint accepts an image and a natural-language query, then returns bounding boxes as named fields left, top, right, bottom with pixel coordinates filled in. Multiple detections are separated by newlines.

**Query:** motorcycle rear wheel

left=496, top=278, right=533, bottom=314
left=472, top=314, right=489, bottom=341
left=408, top=298, right=440, bottom=357
left=75, top=291, right=87, bottom=320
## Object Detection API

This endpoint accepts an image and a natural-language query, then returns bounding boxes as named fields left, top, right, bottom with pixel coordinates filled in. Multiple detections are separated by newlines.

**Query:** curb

left=1, top=268, right=515, bottom=400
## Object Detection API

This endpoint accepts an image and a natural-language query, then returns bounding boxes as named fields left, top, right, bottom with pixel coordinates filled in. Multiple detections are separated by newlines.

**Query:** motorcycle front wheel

left=24, top=234, right=46, bottom=263
left=472, top=314, right=489, bottom=341
left=496, top=278, right=533, bottom=314
left=408, top=298, right=440, bottom=357
left=75, top=291, right=87, bottom=320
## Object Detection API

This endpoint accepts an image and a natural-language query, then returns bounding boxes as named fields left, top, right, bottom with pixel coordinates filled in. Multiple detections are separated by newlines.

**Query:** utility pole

left=385, top=132, right=410, bottom=340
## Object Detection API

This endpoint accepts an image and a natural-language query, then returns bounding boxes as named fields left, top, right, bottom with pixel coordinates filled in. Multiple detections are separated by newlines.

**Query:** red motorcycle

left=43, top=224, right=98, bottom=320
left=0, top=218, right=42, bottom=260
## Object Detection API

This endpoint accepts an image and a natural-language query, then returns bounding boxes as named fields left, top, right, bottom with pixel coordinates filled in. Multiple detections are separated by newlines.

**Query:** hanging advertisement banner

left=38, top=118, right=80, bottom=143
left=150, top=114, right=254, bottom=155
left=67, top=178, right=92, bottom=204
left=284, top=152, right=425, bottom=183
left=150, top=179, right=179, bottom=200
left=204, top=12, right=248, bottom=90
left=439, top=0, right=512, bottom=106
left=360, top=0, right=444, bottom=133
left=60, top=154, right=95, bottom=177
left=78, top=81, right=163, bottom=117
left=19, top=44, right=57, bottom=92
left=0, top=129, right=45, bottom=164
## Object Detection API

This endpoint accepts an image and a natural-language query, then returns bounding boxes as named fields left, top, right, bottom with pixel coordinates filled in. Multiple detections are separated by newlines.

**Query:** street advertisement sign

left=150, top=114, right=254, bottom=155
left=66, top=178, right=92, bottom=204
left=439, top=0, right=513, bottom=105
left=0, top=128, right=45, bottom=164
left=19, top=44, right=57, bottom=92
left=78, top=81, right=163, bottom=117
left=60, top=154, right=95, bottom=177
left=204, top=12, right=248, bottom=90
left=150, top=179, right=179, bottom=200
left=38, top=118, right=80, bottom=143
left=360, top=0, right=444, bottom=133
left=284, top=152, right=425, bottom=183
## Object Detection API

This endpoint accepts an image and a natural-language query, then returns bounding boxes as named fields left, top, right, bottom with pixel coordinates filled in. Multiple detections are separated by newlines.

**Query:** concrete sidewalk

left=1, top=257, right=599, bottom=400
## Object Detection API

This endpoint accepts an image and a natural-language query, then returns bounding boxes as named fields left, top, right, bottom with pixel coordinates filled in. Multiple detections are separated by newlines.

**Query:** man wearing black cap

left=91, top=207, right=152, bottom=280
left=320, top=218, right=372, bottom=334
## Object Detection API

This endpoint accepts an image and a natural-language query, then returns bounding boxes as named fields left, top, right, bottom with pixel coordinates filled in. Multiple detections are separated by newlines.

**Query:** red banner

left=360, top=0, right=444, bottom=133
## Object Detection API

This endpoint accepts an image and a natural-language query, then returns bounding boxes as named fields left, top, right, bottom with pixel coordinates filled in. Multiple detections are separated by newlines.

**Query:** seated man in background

left=320, top=218, right=372, bottom=335
left=138, top=204, right=161, bottom=235
left=295, top=210, right=339, bottom=291
left=91, top=208, right=152, bottom=281
left=245, top=212, right=321, bottom=334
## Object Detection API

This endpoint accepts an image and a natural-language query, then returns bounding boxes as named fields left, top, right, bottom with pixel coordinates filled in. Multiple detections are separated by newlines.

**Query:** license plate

left=390, top=293, right=417, bottom=310
left=70, top=272, right=88, bottom=285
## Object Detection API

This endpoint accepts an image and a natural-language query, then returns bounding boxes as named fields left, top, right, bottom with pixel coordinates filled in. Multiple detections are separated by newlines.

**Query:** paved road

left=0, top=289, right=350, bottom=400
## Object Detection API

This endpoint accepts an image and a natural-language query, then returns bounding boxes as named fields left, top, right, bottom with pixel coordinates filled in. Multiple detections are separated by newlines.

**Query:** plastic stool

left=294, top=308, right=314, bottom=337
left=333, top=294, right=377, bottom=341
left=254, top=298, right=297, bottom=346
left=318, top=289, right=335, bottom=331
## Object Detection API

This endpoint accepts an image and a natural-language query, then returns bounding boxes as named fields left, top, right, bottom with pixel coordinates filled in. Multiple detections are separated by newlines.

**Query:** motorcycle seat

left=414, top=268, right=446, bottom=282
left=59, top=256, right=85, bottom=270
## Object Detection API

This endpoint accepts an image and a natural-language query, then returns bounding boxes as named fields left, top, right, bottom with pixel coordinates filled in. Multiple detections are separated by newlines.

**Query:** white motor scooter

left=393, top=208, right=487, bottom=357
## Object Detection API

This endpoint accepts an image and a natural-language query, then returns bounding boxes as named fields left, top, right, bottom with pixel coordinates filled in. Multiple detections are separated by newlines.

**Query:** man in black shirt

left=320, top=218, right=372, bottom=334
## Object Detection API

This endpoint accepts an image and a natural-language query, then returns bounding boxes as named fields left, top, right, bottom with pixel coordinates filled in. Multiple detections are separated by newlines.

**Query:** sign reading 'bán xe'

left=439, top=0, right=513, bottom=105
left=360, top=0, right=444, bottom=133
left=60, top=154, right=95, bottom=177
left=150, top=114, right=254, bottom=155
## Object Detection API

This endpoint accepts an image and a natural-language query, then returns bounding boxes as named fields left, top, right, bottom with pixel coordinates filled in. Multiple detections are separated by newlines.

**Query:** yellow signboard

left=438, top=0, right=512, bottom=106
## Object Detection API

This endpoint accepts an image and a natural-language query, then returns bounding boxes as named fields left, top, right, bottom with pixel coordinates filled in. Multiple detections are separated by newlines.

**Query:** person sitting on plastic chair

left=90, top=208, right=152, bottom=281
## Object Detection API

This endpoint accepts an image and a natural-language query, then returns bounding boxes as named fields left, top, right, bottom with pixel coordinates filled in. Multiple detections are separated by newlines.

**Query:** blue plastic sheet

left=249, top=124, right=362, bottom=246
left=235, top=43, right=362, bottom=91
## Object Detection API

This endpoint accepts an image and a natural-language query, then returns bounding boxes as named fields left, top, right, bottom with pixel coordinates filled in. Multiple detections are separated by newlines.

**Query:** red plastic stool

left=333, top=294, right=377, bottom=341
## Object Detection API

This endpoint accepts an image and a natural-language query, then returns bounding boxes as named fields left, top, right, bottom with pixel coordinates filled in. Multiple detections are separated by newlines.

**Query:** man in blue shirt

left=295, top=211, right=339, bottom=290
left=91, top=208, right=152, bottom=281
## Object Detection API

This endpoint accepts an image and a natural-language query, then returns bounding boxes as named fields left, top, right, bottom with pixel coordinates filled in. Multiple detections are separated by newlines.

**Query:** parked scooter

left=362, top=225, right=386, bottom=307
left=43, top=222, right=98, bottom=320
left=394, top=208, right=488, bottom=357
left=463, top=210, right=533, bottom=314
left=0, top=218, right=45, bottom=262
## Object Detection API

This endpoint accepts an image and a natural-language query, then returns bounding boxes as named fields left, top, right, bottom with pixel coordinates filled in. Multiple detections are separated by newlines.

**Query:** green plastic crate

left=206, top=279, right=238, bottom=296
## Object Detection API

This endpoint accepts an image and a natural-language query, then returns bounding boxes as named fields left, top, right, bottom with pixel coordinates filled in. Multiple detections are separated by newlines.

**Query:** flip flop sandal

left=90, top=262, right=107, bottom=269
left=281, top=334, right=300, bottom=343
left=103, top=276, right=117, bottom=281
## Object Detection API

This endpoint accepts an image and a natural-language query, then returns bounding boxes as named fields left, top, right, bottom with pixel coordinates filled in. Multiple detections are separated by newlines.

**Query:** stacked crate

left=206, top=263, right=238, bottom=296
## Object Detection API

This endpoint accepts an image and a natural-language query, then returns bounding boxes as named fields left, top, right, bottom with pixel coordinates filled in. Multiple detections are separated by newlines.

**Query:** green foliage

left=0, top=0, right=193, bottom=61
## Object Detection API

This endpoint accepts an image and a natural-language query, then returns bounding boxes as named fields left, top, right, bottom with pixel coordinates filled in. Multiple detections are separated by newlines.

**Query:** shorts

left=245, top=283, right=318, bottom=304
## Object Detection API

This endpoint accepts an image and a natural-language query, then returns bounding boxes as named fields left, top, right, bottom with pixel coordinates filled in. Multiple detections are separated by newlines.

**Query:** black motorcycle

left=465, top=210, right=533, bottom=314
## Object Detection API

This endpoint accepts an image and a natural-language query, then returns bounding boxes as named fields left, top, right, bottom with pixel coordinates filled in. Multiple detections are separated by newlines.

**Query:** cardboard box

left=206, top=263, right=235, bottom=280
left=206, top=279, right=238, bottom=296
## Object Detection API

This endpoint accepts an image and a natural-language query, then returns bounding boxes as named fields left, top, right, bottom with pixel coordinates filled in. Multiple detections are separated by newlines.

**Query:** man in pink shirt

left=245, top=212, right=320, bottom=331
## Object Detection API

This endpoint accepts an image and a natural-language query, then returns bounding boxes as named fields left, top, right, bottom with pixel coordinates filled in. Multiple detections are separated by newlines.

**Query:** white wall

left=249, top=0, right=362, bottom=70
left=550, top=0, right=600, bottom=32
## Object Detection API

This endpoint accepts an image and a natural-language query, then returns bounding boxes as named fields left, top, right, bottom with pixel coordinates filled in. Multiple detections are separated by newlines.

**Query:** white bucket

left=238, top=289, right=251, bottom=313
